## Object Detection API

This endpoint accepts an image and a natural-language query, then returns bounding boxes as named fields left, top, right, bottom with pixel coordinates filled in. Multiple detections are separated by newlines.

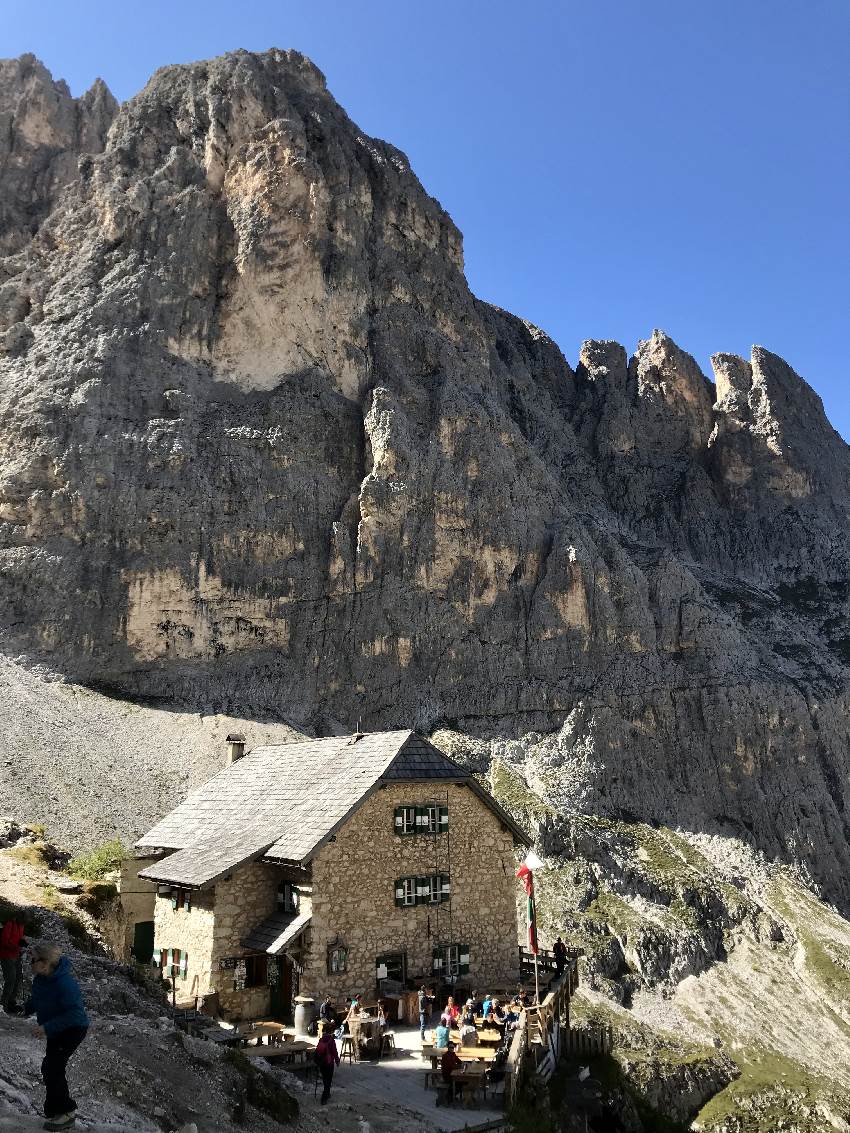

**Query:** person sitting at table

left=444, top=996, right=460, bottom=1024
left=469, top=989, right=483, bottom=1016
left=441, top=1041, right=463, bottom=1097
left=460, top=1000, right=476, bottom=1028
left=481, top=993, right=493, bottom=1018
left=434, top=1019, right=450, bottom=1049
left=459, top=1018, right=478, bottom=1046
left=490, top=999, right=507, bottom=1023
left=319, top=995, right=336, bottom=1028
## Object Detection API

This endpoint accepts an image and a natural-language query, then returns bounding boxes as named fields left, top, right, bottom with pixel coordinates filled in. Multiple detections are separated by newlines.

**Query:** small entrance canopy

left=241, top=910, right=312, bottom=955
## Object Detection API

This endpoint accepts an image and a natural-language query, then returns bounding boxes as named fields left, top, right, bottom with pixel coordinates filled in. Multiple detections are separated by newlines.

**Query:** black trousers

left=42, top=1026, right=88, bottom=1118
left=320, top=1063, right=335, bottom=1103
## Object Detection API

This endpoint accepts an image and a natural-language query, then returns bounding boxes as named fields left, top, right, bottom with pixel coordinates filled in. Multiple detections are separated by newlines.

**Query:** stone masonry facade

left=153, top=861, right=305, bottom=1016
left=150, top=781, right=521, bottom=1017
left=301, top=781, right=521, bottom=1002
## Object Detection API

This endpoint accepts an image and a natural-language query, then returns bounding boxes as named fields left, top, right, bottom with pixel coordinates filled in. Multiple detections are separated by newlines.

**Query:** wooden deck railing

left=504, top=953, right=584, bottom=1097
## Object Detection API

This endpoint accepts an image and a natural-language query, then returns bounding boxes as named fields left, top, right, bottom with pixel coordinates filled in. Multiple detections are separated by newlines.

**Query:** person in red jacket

left=314, top=1022, right=341, bottom=1104
left=0, top=915, right=27, bottom=1013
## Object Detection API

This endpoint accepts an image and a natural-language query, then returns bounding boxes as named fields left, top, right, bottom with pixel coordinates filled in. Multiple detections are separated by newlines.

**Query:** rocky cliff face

left=0, top=50, right=849, bottom=910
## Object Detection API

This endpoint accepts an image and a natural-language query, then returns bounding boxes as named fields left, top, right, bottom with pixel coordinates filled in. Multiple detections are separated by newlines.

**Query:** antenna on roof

left=347, top=717, right=364, bottom=745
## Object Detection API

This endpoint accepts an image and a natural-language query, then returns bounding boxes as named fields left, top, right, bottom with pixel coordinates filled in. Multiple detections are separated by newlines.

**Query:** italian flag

left=516, top=851, right=542, bottom=955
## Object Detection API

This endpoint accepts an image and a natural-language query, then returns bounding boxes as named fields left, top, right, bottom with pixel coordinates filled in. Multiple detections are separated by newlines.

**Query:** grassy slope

left=487, top=756, right=850, bottom=1131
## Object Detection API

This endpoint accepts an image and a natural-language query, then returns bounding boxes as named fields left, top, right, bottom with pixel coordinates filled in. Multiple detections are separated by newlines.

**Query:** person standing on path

left=418, top=984, right=433, bottom=1040
left=315, top=1021, right=341, bottom=1105
left=553, top=936, right=567, bottom=978
left=0, top=914, right=27, bottom=1012
left=23, top=942, right=89, bottom=1131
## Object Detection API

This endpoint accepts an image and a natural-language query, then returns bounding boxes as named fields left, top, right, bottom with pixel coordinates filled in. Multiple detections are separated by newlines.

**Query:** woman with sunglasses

left=23, top=942, right=89, bottom=1131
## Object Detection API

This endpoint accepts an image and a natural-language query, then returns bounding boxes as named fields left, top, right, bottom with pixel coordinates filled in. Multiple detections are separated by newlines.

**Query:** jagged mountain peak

left=0, top=49, right=848, bottom=921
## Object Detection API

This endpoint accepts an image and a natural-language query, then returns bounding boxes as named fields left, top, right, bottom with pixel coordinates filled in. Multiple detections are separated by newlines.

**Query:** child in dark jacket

left=24, top=943, right=89, bottom=1131
left=315, top=1022, right=341, bottom=1104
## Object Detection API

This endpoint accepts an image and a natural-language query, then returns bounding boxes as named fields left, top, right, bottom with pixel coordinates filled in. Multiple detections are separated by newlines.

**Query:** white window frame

left=400, top=806, right=416, bottom=834
left=402, top=877, right=417, bottom=906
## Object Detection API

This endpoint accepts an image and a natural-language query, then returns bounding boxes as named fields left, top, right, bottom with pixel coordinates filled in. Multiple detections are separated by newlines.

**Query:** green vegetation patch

left=8, top=841, right=53, bottom=869
left=67, top=838, right=128, bottom=880
left=694, top=1047, right=842, bottom=1132
left=490, top=759, right=558, bottom=832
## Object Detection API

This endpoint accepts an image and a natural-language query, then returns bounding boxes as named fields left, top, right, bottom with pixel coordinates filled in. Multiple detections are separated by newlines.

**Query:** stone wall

left=211, top=861, right=283, bottom=1018
left=302, top=781, right=522, bottom=1003
left=153, top=888, right=216, bottom=1007
left=117, top=856, right=158, bottom=960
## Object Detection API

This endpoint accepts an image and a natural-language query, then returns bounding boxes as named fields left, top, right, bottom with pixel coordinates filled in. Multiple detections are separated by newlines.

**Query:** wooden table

left=428, top=1047, right=496, bottom=1068
left=449, top=1028, right=503, bottom=1046
left=243, top=1040, right=312, bottom=1064
left=238, top=1022, right=288, bottom=1045
left=452, top=1065, right=488, bottom=1107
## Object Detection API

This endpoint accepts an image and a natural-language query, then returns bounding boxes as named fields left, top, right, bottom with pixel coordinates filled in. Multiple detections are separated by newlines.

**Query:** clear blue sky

left=7, top=0, right=850, bottom=439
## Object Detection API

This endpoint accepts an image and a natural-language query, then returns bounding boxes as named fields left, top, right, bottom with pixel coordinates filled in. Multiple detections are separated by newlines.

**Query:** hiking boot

left=44, top=1112, right=76, bottom=1130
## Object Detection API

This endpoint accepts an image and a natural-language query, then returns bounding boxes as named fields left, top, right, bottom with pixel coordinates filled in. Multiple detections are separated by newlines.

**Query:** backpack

left=0, top=920, right=23, bottom=957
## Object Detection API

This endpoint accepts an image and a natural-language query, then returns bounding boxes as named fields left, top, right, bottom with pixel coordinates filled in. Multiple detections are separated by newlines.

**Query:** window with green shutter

left=440, top=874, right=451, bottom=903
left=432, top=946, right=444, bottom=975
left=394, top=803, right=448, bottom=834
left=434, top=942, right=469, bottom=979
left=395, top=877, right=418, bottom=906
left=458, top=945, right=470, bottom=976
left=394, top=806, right=417, bottom=835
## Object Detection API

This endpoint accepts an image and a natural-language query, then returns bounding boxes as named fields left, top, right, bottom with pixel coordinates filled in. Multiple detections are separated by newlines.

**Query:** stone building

left=134, top=730, right=529, bottom=1020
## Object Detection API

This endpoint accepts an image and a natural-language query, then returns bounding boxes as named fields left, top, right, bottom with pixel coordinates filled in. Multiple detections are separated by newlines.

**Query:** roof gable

left=136, top=729, right=529, bottom=888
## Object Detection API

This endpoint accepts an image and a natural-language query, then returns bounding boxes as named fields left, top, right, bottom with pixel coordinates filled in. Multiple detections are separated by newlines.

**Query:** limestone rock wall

left=0, top=49, right=849, bottom=912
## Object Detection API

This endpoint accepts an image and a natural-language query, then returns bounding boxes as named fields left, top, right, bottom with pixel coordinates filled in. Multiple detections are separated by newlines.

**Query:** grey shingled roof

left=242, top=911, right=312, bottom=954
left=136, top=729, right=528, bottom=888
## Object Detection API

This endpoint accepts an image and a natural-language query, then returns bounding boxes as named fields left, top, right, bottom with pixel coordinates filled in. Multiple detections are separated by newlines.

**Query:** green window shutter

left=415, top=806, right=428, bottom=832
left=459, top=946, right=470, bottom=976
left=415, top=876, right=429, bottom=905
left=432, top=946, right=443, bottom=974
left=185, top=893, right=191, bottom=913
left=394, top=879, right=405, bottom=907
left=152, top=948, right=161, bottom=967
left=439, top=806, right=449, bottom=832
left=180, top=952, right=188, bottom=979
left=171, top=896, right=178, bottom=911
left=394, top=807, right=404, bottom=834
left=440, top=874, right=451, bottom=903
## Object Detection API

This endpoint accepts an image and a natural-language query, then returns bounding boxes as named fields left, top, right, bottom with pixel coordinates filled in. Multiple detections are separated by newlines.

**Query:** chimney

left=226, top=733, right=247, bottom=764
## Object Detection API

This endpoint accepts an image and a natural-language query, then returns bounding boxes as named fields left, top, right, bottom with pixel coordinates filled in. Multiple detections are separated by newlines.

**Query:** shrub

left=75, top=880, right=118, bottom=917
left=9, top=841, right=52, bottom=869
left=67, top=839, right=127, bottom=880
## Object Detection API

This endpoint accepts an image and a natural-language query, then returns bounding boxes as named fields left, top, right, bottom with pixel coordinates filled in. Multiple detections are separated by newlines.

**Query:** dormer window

left=277, top=881, right=299, bottom=914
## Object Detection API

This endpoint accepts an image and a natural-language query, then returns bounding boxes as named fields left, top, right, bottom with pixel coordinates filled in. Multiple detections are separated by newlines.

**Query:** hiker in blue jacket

left=24, top=942, right=89, bottom=1131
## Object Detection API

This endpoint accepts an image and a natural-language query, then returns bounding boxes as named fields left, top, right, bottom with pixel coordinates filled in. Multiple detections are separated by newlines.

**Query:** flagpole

left=534, top=950, right=539, bottom=1006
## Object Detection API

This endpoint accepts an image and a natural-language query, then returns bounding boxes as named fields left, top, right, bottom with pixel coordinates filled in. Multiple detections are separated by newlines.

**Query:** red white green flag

left=516, top=851, right=542, bottom=955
